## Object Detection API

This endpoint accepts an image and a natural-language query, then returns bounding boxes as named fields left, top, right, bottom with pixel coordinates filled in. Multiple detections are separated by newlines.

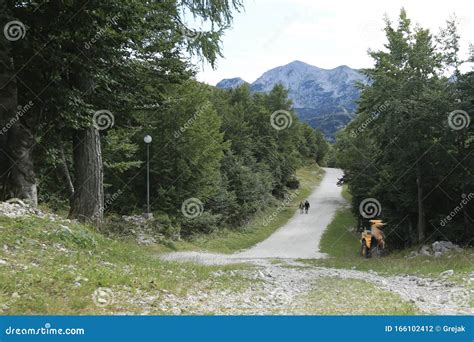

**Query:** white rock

left=59, top=224, right=72, bottom=233
left=5, top=198, right=26, bottom=206
left=440, top=270, right=454, bottom=278
left=419, top=245, right=432, bottom=256
left=0, top=259, right=7, bottom=265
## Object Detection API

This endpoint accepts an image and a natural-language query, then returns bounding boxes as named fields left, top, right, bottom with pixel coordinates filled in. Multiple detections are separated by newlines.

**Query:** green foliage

left=181, top=212, right=223, bottom=236
left=149, top=213, right=181, bottom=240
left=185, top=164, right=325, bottom=253
left=103, top=81, right=329, bottom=235
left=334, top=10, right=473, bottom=247
left=4, top=0, right=330, bottom=235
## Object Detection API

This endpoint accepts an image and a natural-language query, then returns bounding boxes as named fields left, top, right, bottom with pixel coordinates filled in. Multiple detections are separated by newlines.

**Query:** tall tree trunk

left=0, top=24, right=37, bottom=204
left=69, top=127, right=104, bottom=225
left=0, top=39, right=15, bottom=198
left=408, top=217, right=415, bottom=245
left=56, top=145, right=74, bottom=204
left=416, top=162, right=426, bottom=242
left=67, top=63, right=103, bottom=225
left=461, top=191, right=473, bottom=241
left=457, top=134, right=472, bottom=240
left=7, top=123, right=38, bottom=204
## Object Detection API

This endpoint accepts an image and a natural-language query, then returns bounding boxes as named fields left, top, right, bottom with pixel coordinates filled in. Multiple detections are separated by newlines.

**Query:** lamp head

left=144, top=135, right=152, bottom=144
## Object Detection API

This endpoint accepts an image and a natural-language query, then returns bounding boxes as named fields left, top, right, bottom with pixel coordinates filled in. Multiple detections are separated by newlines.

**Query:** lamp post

left=144, top=135, right=152, bottom=219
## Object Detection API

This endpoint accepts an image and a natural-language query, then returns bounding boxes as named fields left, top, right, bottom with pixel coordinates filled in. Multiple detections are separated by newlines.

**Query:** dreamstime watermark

left=181, top=197, right=204, bottom=219
left=263, top=190, right=300, bottom=226
left=448, top=110, right=470, bottom=131
left=440, top=193, right=473, bottom=227
left=138, top=102, right=161, bottom=110
left=90, top=189, right=123, bottom=222
left=84, top=15, right=119, bottom=49
left=38, top=192, right=50, bottom=203
left=3, top=20, right=26, bottom=41
left=173, top=103, right=208, bottom=138
left=359, top=198, right=382, bottom=219
left=5, top=323, right=85, bottom=336
left=270, top=110, right=292, bottom=130
left=93, top=110, right=114, bottom=130
left=92, top=287, right=114, bottom=307
left=0, top=101, right=34, bottom=136
left=350, top=101, right=389, bottom=138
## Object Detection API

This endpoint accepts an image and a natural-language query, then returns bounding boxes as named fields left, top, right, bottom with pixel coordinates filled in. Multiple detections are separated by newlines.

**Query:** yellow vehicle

left=360, top=220, right=386, bottom=258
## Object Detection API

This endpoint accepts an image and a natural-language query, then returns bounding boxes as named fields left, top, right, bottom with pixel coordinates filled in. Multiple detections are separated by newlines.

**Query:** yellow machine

left=360, top=220, right=386, bottom=258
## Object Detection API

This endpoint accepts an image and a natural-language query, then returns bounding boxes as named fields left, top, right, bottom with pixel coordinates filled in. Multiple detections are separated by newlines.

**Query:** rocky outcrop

left=406, top=241, right=463, bottom=258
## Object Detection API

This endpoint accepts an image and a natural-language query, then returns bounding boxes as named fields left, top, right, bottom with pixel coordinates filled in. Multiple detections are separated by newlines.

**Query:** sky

left=194, top=0, right=474, bottom=85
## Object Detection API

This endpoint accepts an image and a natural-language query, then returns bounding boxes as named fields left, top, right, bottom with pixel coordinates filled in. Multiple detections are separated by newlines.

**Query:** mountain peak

left=286, top=60, right=312, bottom=67
left=280, top=60, right=321, bottom=71
left=215, top=77, right=248, bottom=89
left=333, top=64, right=350, bottom=70
left=215, top=60, right=367, bottom=140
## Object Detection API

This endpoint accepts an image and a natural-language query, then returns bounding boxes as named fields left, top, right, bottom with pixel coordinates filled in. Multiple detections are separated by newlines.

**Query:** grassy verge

left=341, top=184, right=351, bottom=202
left=306, top=208, right=474, bottom=279
left=294, top=277, right=418, bottom=314
left=0, top=216, right=250, bottom=314
left=184, top=164, right=325, bottom=254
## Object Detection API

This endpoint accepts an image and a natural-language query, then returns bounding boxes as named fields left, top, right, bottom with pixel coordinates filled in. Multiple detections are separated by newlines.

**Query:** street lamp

left=144, top=135, right=152, bottom=219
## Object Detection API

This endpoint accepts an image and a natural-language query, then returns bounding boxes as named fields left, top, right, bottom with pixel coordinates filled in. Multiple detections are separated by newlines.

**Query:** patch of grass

left=0, top=216, right=250, bottom=314
left=341, top=184, right=352, bottom=202
left=306, top=208, right=474, bottom=279
left=319, top=208, right=359, bottom=260
left=184, top=164, right=325, bottom=254
left=294, top=277, right=418, bottom=315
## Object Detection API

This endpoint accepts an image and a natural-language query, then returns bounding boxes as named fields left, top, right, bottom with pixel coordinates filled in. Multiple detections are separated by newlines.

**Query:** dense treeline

left=106, top=82, right=327, bottom=236
left=334, top=10, right=473, bottom=247
left=0, top=1, right=328, bottom=236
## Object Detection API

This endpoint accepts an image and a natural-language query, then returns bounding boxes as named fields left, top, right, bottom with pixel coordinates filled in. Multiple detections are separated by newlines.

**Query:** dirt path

left=123, top=259, right=473, bottom=315
left=159, top=168, right=473, bottom=315
left=163, top=167, right=345, bottom=264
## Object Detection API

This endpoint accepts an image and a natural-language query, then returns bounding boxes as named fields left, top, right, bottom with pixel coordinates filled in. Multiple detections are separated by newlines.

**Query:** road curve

left=162, top=167, right=346, bottom=264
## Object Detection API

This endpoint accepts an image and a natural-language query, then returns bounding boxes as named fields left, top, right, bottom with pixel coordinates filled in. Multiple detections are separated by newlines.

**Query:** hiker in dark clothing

left=304, top=200, right=310, bottom=214
left=299, top=202, right=304, bottom=214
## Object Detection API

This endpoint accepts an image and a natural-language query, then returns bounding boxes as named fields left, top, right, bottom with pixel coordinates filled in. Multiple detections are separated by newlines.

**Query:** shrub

left=179, top=212, right=222, bottom=237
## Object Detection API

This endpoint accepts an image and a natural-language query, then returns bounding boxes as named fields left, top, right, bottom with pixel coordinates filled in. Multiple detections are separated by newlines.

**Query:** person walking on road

left=299, top=202, right=304, bottom=214
left=304, top=200, right=310, bottom=214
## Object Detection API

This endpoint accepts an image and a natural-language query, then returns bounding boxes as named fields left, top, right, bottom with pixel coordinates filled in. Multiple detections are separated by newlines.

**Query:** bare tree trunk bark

left=408, top=218, right=414, bottom=245
left=7, top=123, right=38, bottom=204
left=416, top=162, right=426, bottom=242
left=0, top=24, right=37, bottom=204
left=462, top=192, right=473, bottom=241
left=57, top=145, right=74, bottom=203
left=68, top=127, right=104, bottom=226
left=69, top=127, right=104, bottom=226
left=0, top=41, right=15, bottom=197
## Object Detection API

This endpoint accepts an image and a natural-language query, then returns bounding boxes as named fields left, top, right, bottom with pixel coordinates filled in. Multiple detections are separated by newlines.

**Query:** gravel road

left=159, top=168, right=473, bottom=315
left=163, top=167, right=345, bottom=264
